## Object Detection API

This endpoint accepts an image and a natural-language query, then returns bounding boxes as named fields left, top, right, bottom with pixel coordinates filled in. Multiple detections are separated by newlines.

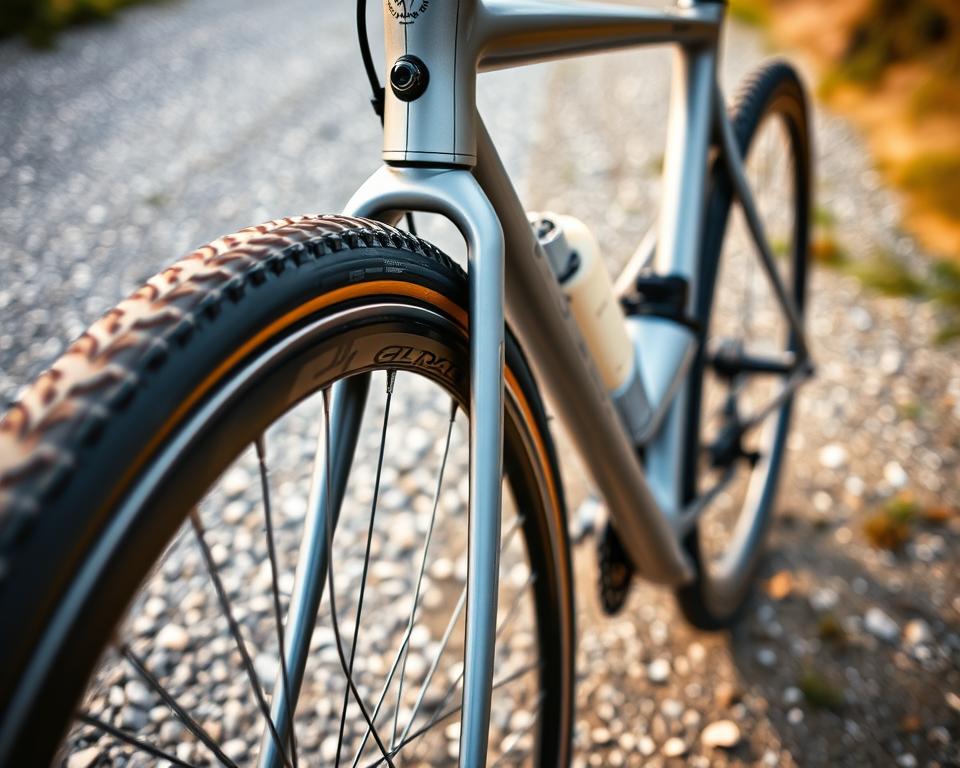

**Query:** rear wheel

left=675, top=62, right=811, bottom=629
left=0, top=216, right=574, bottom=766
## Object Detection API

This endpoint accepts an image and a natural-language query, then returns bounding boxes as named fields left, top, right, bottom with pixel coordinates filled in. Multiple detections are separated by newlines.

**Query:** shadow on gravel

left=724, top=509, right=959, bottom=767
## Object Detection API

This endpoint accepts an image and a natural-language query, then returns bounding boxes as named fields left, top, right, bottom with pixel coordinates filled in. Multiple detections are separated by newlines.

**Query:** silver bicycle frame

left=264, top=1, right=811, bottom=765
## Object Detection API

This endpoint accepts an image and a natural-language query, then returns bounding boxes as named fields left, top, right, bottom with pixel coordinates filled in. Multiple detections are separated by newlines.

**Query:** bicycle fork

left=259, top=165, right=505, bottom=768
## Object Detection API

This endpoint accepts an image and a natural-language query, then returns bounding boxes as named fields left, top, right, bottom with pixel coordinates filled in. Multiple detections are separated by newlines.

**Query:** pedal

left=597, top=521, right=635, bottom=614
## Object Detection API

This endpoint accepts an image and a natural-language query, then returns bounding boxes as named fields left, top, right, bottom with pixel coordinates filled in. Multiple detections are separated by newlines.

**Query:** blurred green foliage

left=863, top=495, right=917, bottom=551
left=0, top=0, right=162, bottom=46
left=798, top=668, right=845, bottom=710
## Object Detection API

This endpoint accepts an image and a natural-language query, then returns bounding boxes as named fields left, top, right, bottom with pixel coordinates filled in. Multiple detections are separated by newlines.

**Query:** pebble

left=883, top=461, right=908, bottom=488
left=662, top=737, right=687, bottom=757
left=222, top=739, right=247, bottom=761
left=945, top=691, right=960, bottom=712
left=155, top=624, right=190, bottom=652
left=121, top=706, right=149, bottom=731
left=810, top=587, right=839, bottom=612
left=864, top=607, right=900, bottom=643
left=700, top=719, right=741, bottom=749
left=660, top=698, right=684, bottom=719
left=756, top=648, right=777, bottom=667
left=818, top=444, right=848, bottom=469
left=638, top=735, right=656, bottom=757
left=124, top=680, right=152, bottom=709
left=591, top=726, right=612, bottom=745
left=66, top=747, right=100, bottom=768
left=902, top=619, right=932, bottom=647
left=715, top=682, right=739, bottom=708
left=783, top=687, right=803, bottom=706
left=787, top=707, right=804, bottom=725
left=647, top=658, right=671, bottom=684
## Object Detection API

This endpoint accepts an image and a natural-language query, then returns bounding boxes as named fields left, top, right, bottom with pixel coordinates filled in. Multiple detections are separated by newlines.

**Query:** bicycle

left=0, top=0, right=812, bottom=764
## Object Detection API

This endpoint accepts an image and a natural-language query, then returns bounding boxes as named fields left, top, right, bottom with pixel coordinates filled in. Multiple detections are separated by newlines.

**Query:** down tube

left=473, top=118, right=694, bottom=587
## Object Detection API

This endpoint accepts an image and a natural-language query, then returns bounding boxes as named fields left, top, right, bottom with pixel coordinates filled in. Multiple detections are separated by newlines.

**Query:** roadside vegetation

left=737, top=0, right=960, bottom=340
left=0, top=0, right=165, bottom=46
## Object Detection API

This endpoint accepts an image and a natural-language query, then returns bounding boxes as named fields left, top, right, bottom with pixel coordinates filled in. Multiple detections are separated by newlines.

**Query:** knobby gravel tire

left=0, top=215, right=575, bottom=766
left=675, top=61, right=812, bottom=630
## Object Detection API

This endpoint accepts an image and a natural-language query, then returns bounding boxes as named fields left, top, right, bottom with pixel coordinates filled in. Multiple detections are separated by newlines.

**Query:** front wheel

left=0, top=216, right=575, bottom=766
left=675, top=61, right=812, bottom=629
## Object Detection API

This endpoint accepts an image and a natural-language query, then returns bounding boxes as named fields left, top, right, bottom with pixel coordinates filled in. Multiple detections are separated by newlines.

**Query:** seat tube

left=647, top=35, right=719, bottom=516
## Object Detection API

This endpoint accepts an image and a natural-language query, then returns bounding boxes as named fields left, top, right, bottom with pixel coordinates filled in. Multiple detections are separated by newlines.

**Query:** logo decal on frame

left=386, top=0, right=431, bottom=24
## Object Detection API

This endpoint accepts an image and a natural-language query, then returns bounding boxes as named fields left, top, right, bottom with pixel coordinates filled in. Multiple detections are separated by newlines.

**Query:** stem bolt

left=390, top=55, right=429, bottom=102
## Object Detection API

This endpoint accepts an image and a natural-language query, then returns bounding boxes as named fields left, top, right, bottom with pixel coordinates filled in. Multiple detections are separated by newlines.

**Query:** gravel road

left=1, top=1, right=958, bottom=766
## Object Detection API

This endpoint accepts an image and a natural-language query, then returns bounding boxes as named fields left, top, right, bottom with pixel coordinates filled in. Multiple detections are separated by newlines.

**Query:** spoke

left=351, top=513, right=526, bottom=767
left=77, top=713, right=197, bottom=767
left=490, top=692, right=545, bottom=767
left=391, top=399, right=458, bottom=749
left=189, top=510, right=294, bottom=768
left=362, top=661, right=542, bottom=768
left=120, top=645, right=238, bottom=768
left=399, top=568, right=536, bottom=746
left=321, top=385, right=396, bottom=768
left=255, top=437, right=299, bottom=768
left=333, top=370, right=397, bottom=766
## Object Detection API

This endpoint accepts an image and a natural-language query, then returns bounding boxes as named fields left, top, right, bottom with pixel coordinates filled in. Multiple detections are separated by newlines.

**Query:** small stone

left=929, top=726, right=950, bottom=746
left=766, top=570, right=794, bottom=600
left=880, top=349, right=903, bottom=375
left=850, top=306, right=872, bottom=331
left=222, top=739, right=247, bottom=761
left=67, top=746, right=100, bottom=768
left=864, top=607, right=899, bottom=643
left=160, top=720, right=185, bottom=743
left=715, top=682, right=739, bottom=708
left=320, top=735, right=339, bottom=761
left=787, top=707, right=804, bottom=725
left=945, top=691, right=960, bottom=712
left=896, top=755, right=917, bottom=768
left=647, top=658, right=671, bottom=684
left=660, top=698, right=684, bottom=719
left=156, top=624, right=190, bottom=652
left=883, top=461, right=908, bottom=489
left=819, top=444, right=848, bottom=469
left=591, top=726, right=612, bottom=745
left=810, top=587, right=839, bottom=612
left=121, top=706, right=150, bottom=731
left=638, top=735, right=656, bottom=756
left=783, top=686, right=803, bottom=706
left=254, top=653, right=276, bottom=687
left=756, top=648, right=777, bottom=667
left=223, top=699, right=244, bottom=734
left=700, top=719, right=741, bottom=749
left=813, top=491, right=833, bottom=513
left=662, top=737, right=687, bottom=757
left=124, top=680, right=152, bottom=708
left=221, top=467, right=251, bottom=497
left=687, top=642, right=706, bottom=664
left=108, top=685, right=125, bottom=707
left=903, top=619, right=932, bottom=647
